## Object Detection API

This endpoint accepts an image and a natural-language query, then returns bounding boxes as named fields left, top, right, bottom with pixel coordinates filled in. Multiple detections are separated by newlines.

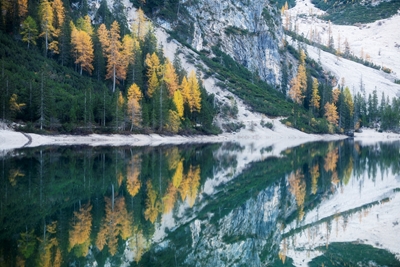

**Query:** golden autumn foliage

left=187, top=165, right=201, bottom=207
left=127, top=83, right=143, bottom=129
left=173, top=90, right=184, bottom=118
left=145, top=53, right=161, bottom=97
left=324, top=102, right=339, bottom=125
left=18, top=0, right=28, bottom=19
left=310, top=164, right=320, bottom=195
left=126, top=154, right=141, bottom=197
left=162, top=182, right=178, bottom=214
left=166, top=110, right=181, bottom=133
left=180, top=76, right=190, bottom=105
left=324, top=147, right=338, bottom=172
left=98, top=21, right=127, bottom=92
left=39, top=0, right=56, bottom=53
left=289, top=169, right=306, bottom=220
left=68, top=203, right=92, bottom=253
left=289, top=76, right=303, bottom=105
left=163, top=59, right=179, bottom=96
left=310, top=78, right=321, bottom=110
left=129, top=227, right=150, bottom=263
left=177, top=165, right=201, bottom=207
left=122, top=35, right=138, bottom=67
left=9, top=168, right=25, bottom=187
left=166, top=147, right=180, bottom=170
left=187, top=70, right=202, bottom=113
left=38, top=221, right=60, bottom=267
left=172, top=160, right=184, bottom=188
left=144, top=181, right=161, bottom=223
left=96, top=197, right=133, bottom=255
left=71, top=25, right=94, bottom=75
left=289, top=50, right=307, bottom=105
left=332, top=88, right=340, bottom=104
left=147, top=70, right=159, bottom=98
left=132, top=8, right=149, bottom=40
left=52, top=0, right=64, bottom=30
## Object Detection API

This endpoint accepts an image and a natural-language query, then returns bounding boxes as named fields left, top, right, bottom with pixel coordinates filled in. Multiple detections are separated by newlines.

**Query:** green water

left=0, top=141, right=399, bottom=266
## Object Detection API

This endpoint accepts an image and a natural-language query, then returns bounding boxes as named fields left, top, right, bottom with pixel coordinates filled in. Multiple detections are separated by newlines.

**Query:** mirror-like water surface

left=1, top=140, right=400, bottom=266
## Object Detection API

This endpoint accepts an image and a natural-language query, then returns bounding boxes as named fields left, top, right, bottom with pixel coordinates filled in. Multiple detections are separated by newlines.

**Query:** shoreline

left=1, top=126, right=400, bottom=154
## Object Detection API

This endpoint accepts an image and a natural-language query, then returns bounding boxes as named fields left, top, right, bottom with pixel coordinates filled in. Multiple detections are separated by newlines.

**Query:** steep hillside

left=138, top=0, right=285, bottom=86
left=284, top=0, right=400, bottom=100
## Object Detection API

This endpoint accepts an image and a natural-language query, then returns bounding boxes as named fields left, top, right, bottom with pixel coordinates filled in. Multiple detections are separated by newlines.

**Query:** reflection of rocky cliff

left=150, top=181, right=289, bottom=266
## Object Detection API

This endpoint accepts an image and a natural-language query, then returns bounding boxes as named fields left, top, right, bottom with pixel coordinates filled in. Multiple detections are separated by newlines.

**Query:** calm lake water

left=1, top=140, right=400, bottom=266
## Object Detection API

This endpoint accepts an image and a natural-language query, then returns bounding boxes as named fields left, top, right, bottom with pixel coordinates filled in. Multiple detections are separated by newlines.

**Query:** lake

left=0, top=140, right=399, bottom=266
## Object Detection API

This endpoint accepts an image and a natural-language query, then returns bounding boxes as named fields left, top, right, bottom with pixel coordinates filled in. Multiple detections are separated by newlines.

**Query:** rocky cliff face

left=178, top=0, right=283, bottom=86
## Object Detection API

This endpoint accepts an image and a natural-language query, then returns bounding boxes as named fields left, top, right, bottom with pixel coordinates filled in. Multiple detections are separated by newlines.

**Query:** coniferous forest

left=1, top=0, right=400, bottom=134
left=0, top=0, right=218, bottom=134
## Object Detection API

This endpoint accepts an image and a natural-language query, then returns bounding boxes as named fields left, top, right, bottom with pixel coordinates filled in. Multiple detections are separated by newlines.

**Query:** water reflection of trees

left=0, top=144, right=221, bottom=266
left=1, top=141, right=400, bottom=266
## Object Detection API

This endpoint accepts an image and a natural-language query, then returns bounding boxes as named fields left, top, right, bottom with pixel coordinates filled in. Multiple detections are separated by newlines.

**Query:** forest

left=0, top=0, right=218, bottom=134
left=1, top=0, right=400, bottom=135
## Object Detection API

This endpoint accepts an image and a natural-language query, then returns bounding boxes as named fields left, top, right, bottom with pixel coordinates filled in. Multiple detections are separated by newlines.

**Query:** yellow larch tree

left=166, top=110, right=181, bottom=133
left=163, top=58, right=179, bottom=96
left=310, top=78, right=320, bottom=112
left=187, top=70, right=202, bottom=113
left=172, top=160, right=184, bottom=188
left=332, top=88, right=340, bottom=104
left=126, top=154, right=142, bottom=197
left=37, top=221, right=60, bottom=267
left=18, top=0, right=28, bottom=20
left=68, top=203, right=92, bottom=255
left=97, top=23, right=110, bottom=54
left=178, top=173, right=190, bottom=202
left=71, top=24, right=94, bottom=75
left=289, top=76, right=303, bottom=105
left=289, top=49, right=307, bottom=105
left=98, top=21, right=127, bottom=92
left=39, top=0, right=55, bottom=55
left=127, top=83, right=143, bottom=130
left=162, top=182, right=178, bottom=214
left=145, top=52, right=161, bottom=97
left=288, top=169, right=306, bottom=220
left=52, top=0, right=64, bottom=31
left=310, top=164, right=319, bottom=195
left=324, top=102, right=339, bottom=125
left=122, top=35, right=136, bottom=68
left=180, top=76, right=190, bottom=106
left=173, top=90, right=184, bottom=118
left=132, top=8, right=149, bottom=40
left=147, top=70, right=159, bottom=98
left=166, top=147, right=181, bottom=169
left=144, top=181, right=161, bottom=223
left=96, top=197, right=132, bottom=256
left=298, top=50, right=307, bottom=92
left=187, top=165, right=201, bottom=207
left=324, top=147, right=338, bottom=173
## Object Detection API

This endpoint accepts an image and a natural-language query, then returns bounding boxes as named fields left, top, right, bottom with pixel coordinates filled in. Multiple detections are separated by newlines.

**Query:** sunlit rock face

left=180, top=0, right=283, bottom=86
